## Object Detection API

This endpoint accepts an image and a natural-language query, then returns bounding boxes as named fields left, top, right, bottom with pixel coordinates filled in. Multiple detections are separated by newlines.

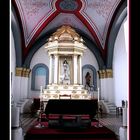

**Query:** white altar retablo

left=43, top=26, right=88, bottom=101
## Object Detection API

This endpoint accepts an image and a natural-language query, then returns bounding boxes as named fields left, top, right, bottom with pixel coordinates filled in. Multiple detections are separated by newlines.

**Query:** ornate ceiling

left=12, top=0, right=125, bottom=58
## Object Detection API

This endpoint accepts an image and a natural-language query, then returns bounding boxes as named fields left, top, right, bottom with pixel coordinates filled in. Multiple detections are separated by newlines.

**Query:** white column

left=49, top=55, right=53, bottom=84
left=106, top=78, right=113, bottom=102
left=122, top=107, right=127, bottom=127
left=73, top=55, right=78, bottom=84
left=79, top=55, right=82, bottom=84
left=54, top=55, right=58, bottom=84
left=20, top=77, right=29, bottom=99
left=100, top=78, right=106, bottom=100
left=13, top=76, right=22, bottom=102
left=119, top=127, right=127, bottom=140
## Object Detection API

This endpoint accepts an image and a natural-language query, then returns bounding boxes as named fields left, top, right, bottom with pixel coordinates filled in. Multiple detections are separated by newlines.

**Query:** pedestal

left=119, top=127, right=127, bottom=140
left=12, top=127, right=24, bottom=140
left=122, top=108, right=127, bottom=127
left=12, top=105, right=20, bottom=127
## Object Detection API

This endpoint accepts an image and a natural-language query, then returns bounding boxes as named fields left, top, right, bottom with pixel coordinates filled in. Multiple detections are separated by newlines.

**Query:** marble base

left=12, top=127, right=24, bottom=140
left=119, top=127, right=127, bottom=140
left=41, top=84, right=91, bottom=101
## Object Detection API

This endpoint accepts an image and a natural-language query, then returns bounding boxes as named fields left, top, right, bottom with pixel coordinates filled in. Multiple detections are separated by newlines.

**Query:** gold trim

left=81, top=90, right=85, bottom=93
left=50, top=25, right=81, bottom=42
left=15, top=67, right=23, bottom=76
left=63, top=85, right=68, bottom=89
left=56, top=90, right=60, bottom=93
left=73, top=94, right=79, bottom=98
left=15, top=67, right=31, bottom=77
left=98, top=70, right=106, bottom=79
left=106, top=69, right=113, bottom=78
left=22, top=68, right=27, bottom=77
left=73, top=86, right=78, bottom=89
left=53, top=94, right=58, bottom=98
left=98, top=69, right=113, bottom=79
left=72, top=90, right=76, bottom=93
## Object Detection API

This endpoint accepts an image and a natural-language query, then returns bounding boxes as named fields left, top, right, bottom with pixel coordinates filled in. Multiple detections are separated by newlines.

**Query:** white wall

left=29, top=46, right=99, bottom=98
left=11, top=29, right=17, bottom=101
left=29, top=45, right=49, bottom=98
left=82, top=48, right=99, bottom=70
left=113, top=18, right=128, bottom=106
left=82, top=48, right=99, bottom=87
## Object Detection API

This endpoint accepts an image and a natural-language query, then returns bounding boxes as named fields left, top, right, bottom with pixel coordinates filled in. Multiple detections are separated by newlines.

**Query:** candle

left=98, top=87, right=99, bottom=102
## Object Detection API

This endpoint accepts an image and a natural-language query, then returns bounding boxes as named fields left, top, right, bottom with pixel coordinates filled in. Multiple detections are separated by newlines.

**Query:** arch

left=31, top=63, right=49, bottom=90
left=11, top=6, right=22, bottom=67
left=106, top=1, right=127, bottom=69
left=82, top=64, right=97, bottom=90
left=23, top=27, right=105, bottom=69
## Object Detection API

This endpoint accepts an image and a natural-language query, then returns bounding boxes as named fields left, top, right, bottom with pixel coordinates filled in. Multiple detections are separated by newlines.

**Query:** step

left=103, top=100, right=117, bottom=114
left=16, top=99, right=29, bottom=113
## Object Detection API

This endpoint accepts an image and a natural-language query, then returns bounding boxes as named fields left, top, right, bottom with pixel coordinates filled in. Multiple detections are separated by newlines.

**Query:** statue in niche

left=62, top=58, right=70, bottom=84
left=85, top=72, right=91, bottom=87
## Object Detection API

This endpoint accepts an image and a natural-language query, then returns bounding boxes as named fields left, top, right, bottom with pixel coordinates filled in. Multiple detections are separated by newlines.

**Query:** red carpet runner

left=25, top=121, right=117, bottom=140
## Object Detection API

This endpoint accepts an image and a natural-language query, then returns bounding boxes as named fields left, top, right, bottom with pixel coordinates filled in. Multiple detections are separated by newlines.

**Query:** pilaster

left=73, top=55, right=78, bottom=84
left=14, top=67, right=31, bottom=101
left=54, top=55, right=59, bottom=84
left=49, top=54, right=53, bottom=84
left=98, top=69, right=113, bottom=101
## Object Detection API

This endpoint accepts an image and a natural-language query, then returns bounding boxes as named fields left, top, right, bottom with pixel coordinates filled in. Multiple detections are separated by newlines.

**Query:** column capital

left=106, top=69, right=113, bottom=78
left=23, top=68, right=31, bottom=77
left=15, top=67, right=31, bottom=77
left=98, top=69, right=113, bottom=79
left=15, top=67, right=23, bottom=77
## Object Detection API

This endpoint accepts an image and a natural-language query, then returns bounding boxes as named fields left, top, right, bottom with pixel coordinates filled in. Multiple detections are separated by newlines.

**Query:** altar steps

left=16, top=98, right=32, bottom=114
left=104, top=101, right=117, bottom=115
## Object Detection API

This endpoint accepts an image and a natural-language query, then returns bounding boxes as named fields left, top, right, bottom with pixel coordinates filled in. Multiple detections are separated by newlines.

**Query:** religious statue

left=85, top=72, right=91, bottom=87
left=62, top=58, right=70, bottom=84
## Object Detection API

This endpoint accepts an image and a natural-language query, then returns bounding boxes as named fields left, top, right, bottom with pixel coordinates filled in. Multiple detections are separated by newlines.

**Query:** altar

left=41, top=26, right=90, bottom=101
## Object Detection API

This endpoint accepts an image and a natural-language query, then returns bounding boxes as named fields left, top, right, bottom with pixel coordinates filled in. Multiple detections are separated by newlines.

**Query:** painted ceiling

left=12, top=0, right=124, bottom=57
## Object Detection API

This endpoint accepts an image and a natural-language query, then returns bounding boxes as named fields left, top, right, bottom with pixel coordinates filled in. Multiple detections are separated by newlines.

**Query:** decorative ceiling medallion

left=59, top=0, right=78, bottom=11
left=56, top=0, right=82, bottom=13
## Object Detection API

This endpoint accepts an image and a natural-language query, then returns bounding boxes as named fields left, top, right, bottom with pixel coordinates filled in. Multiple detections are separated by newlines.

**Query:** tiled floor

left=99, top=114, right=123, bottom=137
left=20, top=113, right=123, bottom=139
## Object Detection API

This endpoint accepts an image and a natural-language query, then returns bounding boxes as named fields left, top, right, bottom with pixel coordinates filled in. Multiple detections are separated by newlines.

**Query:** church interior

left=11, top=0, right=128, bottom=140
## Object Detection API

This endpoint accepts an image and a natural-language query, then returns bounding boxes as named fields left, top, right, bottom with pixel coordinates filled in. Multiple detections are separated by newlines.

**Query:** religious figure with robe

left=62, top=58, right=70, bottom=84
left=85, top=72, right=91, bottom=87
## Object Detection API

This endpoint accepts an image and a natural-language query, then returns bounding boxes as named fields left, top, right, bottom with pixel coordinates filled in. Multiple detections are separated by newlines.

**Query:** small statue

left=85, top=72, right=91, bottom=87
left=61, top=58, right=70, bottom=84
left=63, top=58, right=70, bottom=80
